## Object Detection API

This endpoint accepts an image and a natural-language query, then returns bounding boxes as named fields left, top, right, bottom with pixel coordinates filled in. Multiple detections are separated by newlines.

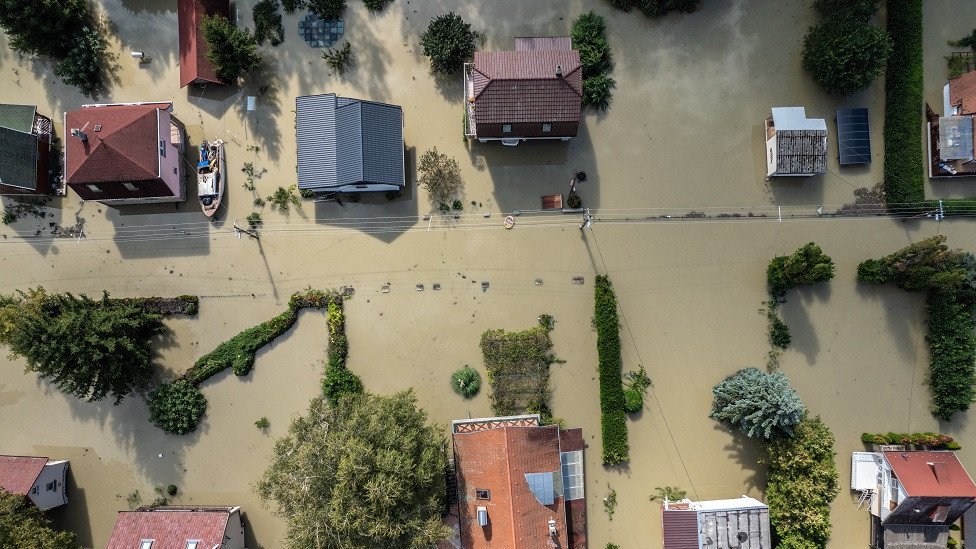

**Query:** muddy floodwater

left=3, top=1, right=976, bottom=548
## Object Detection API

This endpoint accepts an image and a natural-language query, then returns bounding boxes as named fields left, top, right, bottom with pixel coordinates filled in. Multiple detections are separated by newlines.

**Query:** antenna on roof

left=70, top=128, right=87, bottom=142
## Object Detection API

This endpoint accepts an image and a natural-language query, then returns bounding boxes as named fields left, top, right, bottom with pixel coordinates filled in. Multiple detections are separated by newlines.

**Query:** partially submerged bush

left=420, top=12, right=476, bottom=74
left=882, top=0, right=924, bottom=206
left=308, top=0, right=345, bottom=19
left=322, top=42, right=354, bottom=75
left=767, top=243, right=835, bottom=298
left=623, top=388, right=643, bottom=414
left=148, top=380, right=208, bottom=435
left=450, top=366, right=481, bottom=398
left=572, top=11, right=616, bottom=110
left=802, top=19, right=892, bottom=95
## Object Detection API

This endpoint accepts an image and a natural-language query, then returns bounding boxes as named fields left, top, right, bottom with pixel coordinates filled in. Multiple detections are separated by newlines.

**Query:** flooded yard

left=2, top=0, right=976, bottom=548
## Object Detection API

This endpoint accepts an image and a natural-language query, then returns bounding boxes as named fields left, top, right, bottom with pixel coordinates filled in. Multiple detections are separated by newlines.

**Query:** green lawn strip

left=479, top=325, right=556, bottom=421
left=595, top=275, right=628, bottom=465
left=883, top=0, right=925, bottom=207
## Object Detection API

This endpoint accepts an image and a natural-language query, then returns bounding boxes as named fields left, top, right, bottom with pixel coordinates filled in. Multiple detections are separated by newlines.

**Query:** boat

left=197, top=138, right=225, bottom=218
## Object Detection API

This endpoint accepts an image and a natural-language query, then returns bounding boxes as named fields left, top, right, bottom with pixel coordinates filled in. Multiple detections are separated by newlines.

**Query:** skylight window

left=140, top=540, right=154, bottom=549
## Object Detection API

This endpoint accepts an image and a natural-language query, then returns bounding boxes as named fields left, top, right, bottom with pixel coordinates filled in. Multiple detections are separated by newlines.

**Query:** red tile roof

left=454, top=420, right=583, bottom=549
left=178, top=0, right=228, bottom=88
left=472, top=49, right=582, bottom=125
left=107, top=506, right=235, bottom=549
left=884, top=451, right=976, bottom=498
left=0, top=455, right=46, bottom=495
left=64, top=103, right=168, bottom=184
left=949, top=70, right=976, bottom=115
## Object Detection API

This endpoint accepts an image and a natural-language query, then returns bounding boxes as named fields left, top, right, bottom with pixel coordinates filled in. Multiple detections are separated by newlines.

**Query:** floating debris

left=433, top=283, right=441, bottom=290
left=572, top=276, right=585, bottom=285
left=535, top=279, right=543, bottom=286
left=416, top=284, right=424, bottom=291
left=381, top=285, right=390, bottom=293
left=342, top=286, right=355, bottom=296
left=481, top=281, right=490, bottom=292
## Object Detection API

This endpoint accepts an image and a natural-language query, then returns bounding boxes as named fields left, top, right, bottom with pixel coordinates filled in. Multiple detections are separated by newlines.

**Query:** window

left=140, top=540, right=154, bottom=549
left=123, top=182, right=138, bottom=192
left=45, top=481, right=55, bottom=492
left=502, top=124, right=512, bottom=133
left=86, top=184, right=102, bottom=193
left=890, top=477, right=900, bottom=506
left=475, top=489, right=490, bottom=500
left=159, top=140, right=166, bottom=158
left=542, top=123, right=552, bottom=133
left=31, top=486, right=38, bottom=495
left=185, top=541, right=200, bottom=549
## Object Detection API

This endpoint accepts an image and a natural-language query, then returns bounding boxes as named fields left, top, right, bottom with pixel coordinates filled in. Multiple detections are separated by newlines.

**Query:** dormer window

left=185, top=541, right=200, bottom=549
left=140, top=540, right=154, bottom=549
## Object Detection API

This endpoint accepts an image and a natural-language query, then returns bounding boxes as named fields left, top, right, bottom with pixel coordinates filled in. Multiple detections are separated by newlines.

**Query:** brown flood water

left=3, top=0, right=976, bottom=548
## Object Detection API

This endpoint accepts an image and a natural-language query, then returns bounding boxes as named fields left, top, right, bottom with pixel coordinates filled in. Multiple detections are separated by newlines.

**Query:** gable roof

left=0, top=105, right=41, bottom=191
left=178, top=0, right=228, bottom=88
left=453, top=416, right=580, bottom=549
left=471, top=46, right=582, bottom=125
left=296, top=94, right=404, bottom=191
left=949, top=70, right=976, bottom=116
left=0, top=455, right=47, bottom=495
left=883, top=451, right=976, bottom=498
left=64, top=103, right=168, bottom=184
left=107, top=506, right=236, bottom=549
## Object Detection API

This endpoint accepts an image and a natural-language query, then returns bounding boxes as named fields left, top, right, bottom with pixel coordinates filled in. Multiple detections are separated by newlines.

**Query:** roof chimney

left=70, top=128, right=87, bottom=142
left=548, top=518, right=557, bottom=537
left=556, top=65, right=563, bottom=77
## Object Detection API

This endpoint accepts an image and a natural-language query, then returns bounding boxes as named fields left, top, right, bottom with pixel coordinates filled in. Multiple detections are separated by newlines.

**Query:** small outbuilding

left=661, top=496, right=771, bottom=549
left=0, top=104, right=55, bottom=196
left=296, top=93, right=404, bottom=194
left=764, top=107, right=828, bottom=178
left=0, top=455, right=69, bottom=510
left=178, top=0, right=229, bottom=88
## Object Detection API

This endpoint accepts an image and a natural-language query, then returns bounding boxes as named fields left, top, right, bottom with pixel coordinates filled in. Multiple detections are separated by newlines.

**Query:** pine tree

left=709, top=367, right=805, bottom=440
left=0, top=0, right=90, bottom=57
left=201, top=15, right=261, bottom=83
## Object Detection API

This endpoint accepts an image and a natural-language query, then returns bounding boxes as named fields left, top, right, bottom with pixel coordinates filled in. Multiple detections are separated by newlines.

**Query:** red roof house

left=106, top=506, right=245, bottom=549
left=0, top=455, right=69, bottom=510
left=63, top=102, right=186, bottom=204
left=464, top=37, right=582, bottom=145
left=452, top=414, right=587, bottom=549
left=178, top=0, right=229, bottom=88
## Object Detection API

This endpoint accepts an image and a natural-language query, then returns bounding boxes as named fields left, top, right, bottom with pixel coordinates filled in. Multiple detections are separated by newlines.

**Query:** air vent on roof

left=556, top=65, right=563, bottom=77
left=94, top=124, right=102, bottom=132
left=477, top=506, right=488, bottom=527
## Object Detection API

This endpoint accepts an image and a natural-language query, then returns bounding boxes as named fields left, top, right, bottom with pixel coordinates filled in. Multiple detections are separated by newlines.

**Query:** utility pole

left=233, top=219, right=260, bottom=240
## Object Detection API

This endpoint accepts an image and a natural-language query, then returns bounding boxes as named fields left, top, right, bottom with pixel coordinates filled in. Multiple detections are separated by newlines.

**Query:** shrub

left=420, top=12, right=477, bottom=75
left=710, top=367, right=805, bottom=440
left=856, top=258, right=889, bottom=284
left=538, top=314, right=555, bottom=331
left=770, top=315, right=791, bottom=349
left=623, top=388, right=643, bottom=413
left=450, top=366, right=482, bottom=398
left=763, top=416, right=839, bottom=549
left=253, top=0, right=284, bottom=46
left=650, top=485, right=687, bottom=501
left=255, top=417, right=270, bottom=429
left=605, top=0, right=700, bottom=17
left=308, top=0, right=345, bottom=19
left=267, top=184, right=301, bottom=212
left=202, top=15, right=261, bottom=83
left=595, top=275, right=628, bottom=464
left=330, top=333, right=348, bottom=359
left=322, top=363, right=363, bottom=405
left=148, top=380, right=208, bottom=435
left=567, top=193, right=582, bottom=209
left=572, top=12, right=612, bottom=77
left=802, top=20, right=892, bottom=96
left=813, top=0, right=881, bottom=22
left=53, top=26, right=107, bottom=98
left=166, top=484, right=178, bottom=496
left=882, top=0, right=924, bottom=206
left=767, top=243, right=835, bottom=298
left=322, top=42, right=354, bottom=75
left=582, top=74, right=617, bottom=111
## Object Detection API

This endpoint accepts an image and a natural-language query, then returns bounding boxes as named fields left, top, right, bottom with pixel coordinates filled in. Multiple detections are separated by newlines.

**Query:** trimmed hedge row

left=184, top=309, right=298, bottom=385
left=882, top=0, right=925, bottom=206
left=595, top=275, right=628, bottom=465
left=927, top=291, right=976, bottom=421
left=860, top=431, right=961, bottom=449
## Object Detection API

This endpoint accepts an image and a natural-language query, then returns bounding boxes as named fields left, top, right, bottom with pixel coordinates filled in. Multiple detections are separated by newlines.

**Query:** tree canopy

left=257, top=391, right=450, bottom=549
left=202, top=15, right=261, bottom=83
left=0, top=491, right=78, bottom=549
left=417, top=147, right=463, bottom=206
left=0, top=288, right=166, bottom=404
left=710, top=367, right=804, bottom=440
left=420, top=12, right=477, bottom=75
left=606, top=0, right=700, bottom=17
left=308, top=0, right=345, bottom=20
left=813, top=0, right=881, bottom=22
left=0, top=0, right=89, bottom=57
left=767, top=242, right=836, bottom=297
left=802, top=19, right=893, bottom=95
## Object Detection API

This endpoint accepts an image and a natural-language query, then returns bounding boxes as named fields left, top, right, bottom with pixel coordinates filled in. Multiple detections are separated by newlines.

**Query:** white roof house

left=764, top=107, right=828, bottom=177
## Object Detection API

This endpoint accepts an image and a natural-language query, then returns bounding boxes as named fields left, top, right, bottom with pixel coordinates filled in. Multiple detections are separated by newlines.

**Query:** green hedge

left=595, top=275, right=628, bottom=464
left=860, top=431, right=961, bottom=449
left=883, top=0, right=925, bottom=207
left=321, top=298, right=363, bottom=405
left=184, top=308, right=298, bottom=385
left=927, top=291, right=976, bottom=421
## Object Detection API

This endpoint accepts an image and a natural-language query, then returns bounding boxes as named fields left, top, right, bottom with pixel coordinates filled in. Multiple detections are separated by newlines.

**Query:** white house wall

left=765, top=136, right=777, bottom=177
left=28, top=461, right=68, bottom=510
left=157, top=109, right=181, bottom=197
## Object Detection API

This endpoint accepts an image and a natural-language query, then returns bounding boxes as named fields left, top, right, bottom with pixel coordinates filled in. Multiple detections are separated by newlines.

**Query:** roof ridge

left=505, top=427, right=518, bottom=549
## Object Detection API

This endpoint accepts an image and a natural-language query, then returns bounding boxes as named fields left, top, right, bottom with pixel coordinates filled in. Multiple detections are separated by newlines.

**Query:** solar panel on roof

left=525, top=472, right=554, bottom=505
left=836, top=108, right=872, bottom=165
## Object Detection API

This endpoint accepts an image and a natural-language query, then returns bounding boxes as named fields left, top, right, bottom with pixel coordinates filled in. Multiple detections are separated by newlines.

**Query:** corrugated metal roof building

left=0, top=104, right=52, bottom=196
left=662, top=496, right=771, bottom=549
left=296, top=94, right=404, bottom=193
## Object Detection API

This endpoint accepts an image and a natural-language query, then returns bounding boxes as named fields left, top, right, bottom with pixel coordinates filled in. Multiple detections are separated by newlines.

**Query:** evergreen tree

left=0, top=491, right=77, bottom=549
left=0, top=288, right=166, bottom=404
left=710, top=367, right=804, bottom=440
left=0, top=0, right=90, bottom=57
left=202, top=15, right=261, bottom=83
left=802, top=19, right=893, bottom=95
left=257, top=391, right=450, bottom=549
left=767, top=242, right=835, bottom=297
left=53, top=26, right=107, bottom=97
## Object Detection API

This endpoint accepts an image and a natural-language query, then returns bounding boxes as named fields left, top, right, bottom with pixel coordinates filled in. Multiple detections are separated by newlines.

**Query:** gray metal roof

left=296, top=94, right=404, bottom=192
left=837, top=108, right=872, bottom=165
left=0, top=125, right=39, bottom=191
left=0, top=104, right=36, bottom=133
left=939, top=115, right=974, bottom=161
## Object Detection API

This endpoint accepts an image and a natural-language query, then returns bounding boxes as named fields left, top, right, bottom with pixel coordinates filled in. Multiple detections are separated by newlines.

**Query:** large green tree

left=53, top=26, right=107, bottom=97
left=0, top=491, right=77, bottom=549
left=802, top=19, right=893, bottom=95
left=710, top=368, right=804, bottom=440
left=202, top=15, right=261, bottom=83
left=767, top=242, right=836, bottom=298
left=420, top=12, right=476, bottom=75
left=257, top=391, right=450, bottom=549
left=0, top=0, right=89, bottom=57
left=0, top=288, right=166, bottom=404
left=763, top=416, right=839, bottom=549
